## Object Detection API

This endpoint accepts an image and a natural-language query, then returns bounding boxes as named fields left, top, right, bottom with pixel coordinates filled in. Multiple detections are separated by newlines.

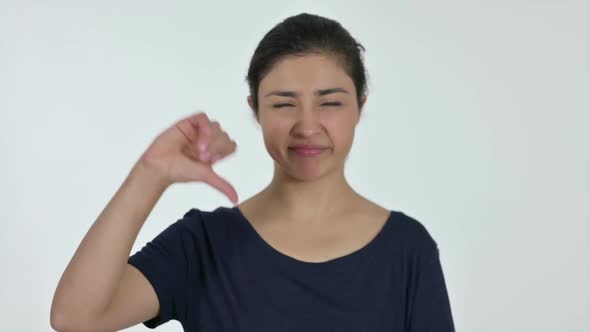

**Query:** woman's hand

left=138, top=111, right=238, bottom=204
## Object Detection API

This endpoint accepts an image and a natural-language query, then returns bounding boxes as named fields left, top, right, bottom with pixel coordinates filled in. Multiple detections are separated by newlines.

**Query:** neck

left=260, top=164, right=360, bottom=222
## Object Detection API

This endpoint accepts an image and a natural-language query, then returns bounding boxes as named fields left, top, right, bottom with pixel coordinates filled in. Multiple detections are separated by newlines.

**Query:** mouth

left=289, top=143, right=328, bottom=149
left=288, top=146, right=329, bottom=157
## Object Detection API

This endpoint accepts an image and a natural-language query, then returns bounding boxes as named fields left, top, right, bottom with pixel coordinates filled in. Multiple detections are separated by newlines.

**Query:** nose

left=292, top=103, right=321, bottom=137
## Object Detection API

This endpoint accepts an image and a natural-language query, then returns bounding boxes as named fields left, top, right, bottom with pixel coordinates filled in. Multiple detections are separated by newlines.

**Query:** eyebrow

left=263, top=87, right=350, bottom=98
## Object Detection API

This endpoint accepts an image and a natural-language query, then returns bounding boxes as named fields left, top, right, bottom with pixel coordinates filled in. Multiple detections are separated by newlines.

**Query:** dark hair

left=245, top=13, right=369, bottom=116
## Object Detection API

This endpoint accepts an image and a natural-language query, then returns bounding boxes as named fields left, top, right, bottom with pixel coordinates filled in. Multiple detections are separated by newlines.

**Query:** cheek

left=327, top=116, right=357, bottom=152
left=261, top=123, right=290, bottom=159
left=263, top=122, right=288, bottom=145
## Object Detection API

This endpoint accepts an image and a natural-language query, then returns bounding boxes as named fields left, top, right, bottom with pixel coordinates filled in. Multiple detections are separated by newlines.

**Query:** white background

left=1, top=1, right=588, bottom=331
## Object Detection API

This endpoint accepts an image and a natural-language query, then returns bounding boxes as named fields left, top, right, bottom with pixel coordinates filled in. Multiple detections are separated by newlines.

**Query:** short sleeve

left=127, top=208, right=200, bottom=329
left=406, top=243, right=456, bottom=332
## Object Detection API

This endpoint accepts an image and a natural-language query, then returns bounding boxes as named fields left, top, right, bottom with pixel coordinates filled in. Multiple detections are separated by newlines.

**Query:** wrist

left=130, top=160, right=171, bottom=192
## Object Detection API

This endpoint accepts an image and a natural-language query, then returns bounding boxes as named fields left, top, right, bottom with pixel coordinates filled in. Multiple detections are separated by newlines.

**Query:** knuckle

left=202, top=122, right=211, bottom=135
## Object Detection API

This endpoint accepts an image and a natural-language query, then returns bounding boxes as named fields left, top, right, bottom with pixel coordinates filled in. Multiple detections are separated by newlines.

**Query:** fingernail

left=201, top=151, right=210, bottom=160
left=199, top=142, right=207, bottom=151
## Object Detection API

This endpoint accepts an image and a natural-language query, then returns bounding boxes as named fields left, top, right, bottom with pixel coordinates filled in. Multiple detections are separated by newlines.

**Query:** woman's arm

left=50, top=161, right=169, bottom=331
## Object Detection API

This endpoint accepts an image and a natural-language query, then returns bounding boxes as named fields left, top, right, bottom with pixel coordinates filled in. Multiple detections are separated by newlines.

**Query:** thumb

left=200, top=166, right=239, bottom=205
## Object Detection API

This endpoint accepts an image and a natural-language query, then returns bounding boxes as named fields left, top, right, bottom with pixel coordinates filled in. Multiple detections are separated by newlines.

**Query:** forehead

left=259, top=54, right=354, bottom=94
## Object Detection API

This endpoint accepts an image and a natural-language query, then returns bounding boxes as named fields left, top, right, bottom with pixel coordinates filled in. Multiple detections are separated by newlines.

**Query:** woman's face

left=248, top=53, right=366, bottom=181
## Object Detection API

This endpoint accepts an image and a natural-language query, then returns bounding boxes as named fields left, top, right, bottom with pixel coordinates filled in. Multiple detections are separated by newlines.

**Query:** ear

left=247, top=95, right=254, bottom=110
left=357, top=95, right=367, bottom=124
left=360, top=95, right=367, bottom=109
left=247, top=95, right=259, bottom=122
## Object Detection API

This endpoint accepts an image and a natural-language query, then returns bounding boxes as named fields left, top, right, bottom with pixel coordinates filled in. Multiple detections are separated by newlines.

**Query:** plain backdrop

left=1, top=1, right=588, bottom=331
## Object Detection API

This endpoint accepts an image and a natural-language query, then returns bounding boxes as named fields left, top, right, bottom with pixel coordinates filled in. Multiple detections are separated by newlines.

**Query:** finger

left=181, top=144, right=208, bottom=163
left=174, top=117, right=200, bottom=143
left=210, top=142, right=237, bottom=164
left=206, top=132, right=236, bottom=160
left=190, top=112, right=211, bottom=152
left=176, top=113, right=211, bottom=160
left=201, top=122, right=227, bottom=161
left=203, top=120, right=221, bottom=142
left=200, top=167, right=239, bottom=204
left=209, top=121, right=221, bottom=132
left=187, top=111, right=209, bottom=131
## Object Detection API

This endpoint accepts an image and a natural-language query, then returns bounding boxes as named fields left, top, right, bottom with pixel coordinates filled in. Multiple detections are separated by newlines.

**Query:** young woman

left=51, top=13, right=455, bottom=332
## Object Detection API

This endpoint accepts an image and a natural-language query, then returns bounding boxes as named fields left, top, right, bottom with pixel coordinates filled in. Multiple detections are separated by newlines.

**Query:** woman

left=50, top=13, right=455, bottom=332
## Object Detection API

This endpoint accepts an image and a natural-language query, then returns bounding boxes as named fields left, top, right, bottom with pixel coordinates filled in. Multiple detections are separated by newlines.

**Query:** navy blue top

left=127, top=206, right=455, bottom=331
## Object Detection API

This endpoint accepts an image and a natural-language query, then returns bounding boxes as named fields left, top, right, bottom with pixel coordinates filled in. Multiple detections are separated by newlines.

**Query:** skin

left=238, top=53, right=391, bottom=263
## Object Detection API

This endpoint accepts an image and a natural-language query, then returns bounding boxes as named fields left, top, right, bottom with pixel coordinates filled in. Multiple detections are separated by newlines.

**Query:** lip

left=289, top=144, right=328, bottom=149
left=288, top=145, right=328, bottom=157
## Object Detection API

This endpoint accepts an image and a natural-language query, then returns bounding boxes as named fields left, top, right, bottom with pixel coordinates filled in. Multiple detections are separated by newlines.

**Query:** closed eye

left=273, top=103, right=294, bottom=108
left=272, top=102, right=342, bottom=108
left=322, top=102, right=342, bottom=107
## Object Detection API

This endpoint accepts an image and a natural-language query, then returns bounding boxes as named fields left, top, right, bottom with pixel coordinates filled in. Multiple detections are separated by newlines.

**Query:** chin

left=285, top=160, right=342, bottom=182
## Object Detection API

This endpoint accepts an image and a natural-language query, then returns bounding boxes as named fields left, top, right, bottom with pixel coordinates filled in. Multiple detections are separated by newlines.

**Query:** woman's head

left=245, top=13, right=368, bottom=116
left=245, top=13, right=369, bottom=181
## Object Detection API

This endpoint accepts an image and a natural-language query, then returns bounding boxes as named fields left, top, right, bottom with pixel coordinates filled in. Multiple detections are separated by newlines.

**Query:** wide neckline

left=231, top=206, right=395, bottom=268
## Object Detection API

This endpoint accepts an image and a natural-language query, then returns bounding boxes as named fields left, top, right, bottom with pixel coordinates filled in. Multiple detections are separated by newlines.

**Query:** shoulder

left=357, top=198, right=437, bottom=251
left=192, top=206, right=240, bottom=225
left=389, top=210, right=439, bottom=253
left=176, top=206, right=234, bottom=223
left=175, top=206, right=241, bottom=234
